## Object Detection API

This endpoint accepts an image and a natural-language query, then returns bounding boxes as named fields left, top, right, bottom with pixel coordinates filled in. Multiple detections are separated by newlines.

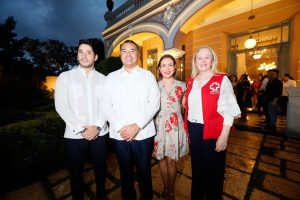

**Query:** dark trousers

left=188, top=121, right=226, bottom=200
left=279, top=96, right=288, bottom=115
left=112, top=137, right=154, bottom=200
left=267, top=101, right=279, bottom=129
left=65, top=135, right=108, bottom=200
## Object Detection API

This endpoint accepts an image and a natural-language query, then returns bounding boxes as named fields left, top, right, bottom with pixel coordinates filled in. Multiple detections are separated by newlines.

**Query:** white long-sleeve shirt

left=55, top=66, right=108, bottom=139
left=282, top=79, right=297, bottom=96
left=188, top=75, right=240, bottom=126
left=103, top=66, right=160, bottom=140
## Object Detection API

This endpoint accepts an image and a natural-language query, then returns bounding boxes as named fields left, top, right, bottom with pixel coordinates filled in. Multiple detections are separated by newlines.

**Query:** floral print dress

left=153, top=80, right=189, bottom=161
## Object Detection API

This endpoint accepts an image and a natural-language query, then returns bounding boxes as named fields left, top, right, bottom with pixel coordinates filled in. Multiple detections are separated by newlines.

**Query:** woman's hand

left=215, top=125, right=231, bottom=152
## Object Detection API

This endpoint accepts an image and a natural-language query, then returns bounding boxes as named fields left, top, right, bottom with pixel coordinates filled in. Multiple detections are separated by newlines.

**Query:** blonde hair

left=191, top=46, right=219, bottom=78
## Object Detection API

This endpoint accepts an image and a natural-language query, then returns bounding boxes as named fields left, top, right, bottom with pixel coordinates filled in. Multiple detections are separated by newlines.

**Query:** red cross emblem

left=209, top=82, right=220, bottom=94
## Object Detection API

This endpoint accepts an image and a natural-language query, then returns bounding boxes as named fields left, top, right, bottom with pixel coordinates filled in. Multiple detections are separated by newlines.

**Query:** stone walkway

left=1, top=113, right=300, bottom=200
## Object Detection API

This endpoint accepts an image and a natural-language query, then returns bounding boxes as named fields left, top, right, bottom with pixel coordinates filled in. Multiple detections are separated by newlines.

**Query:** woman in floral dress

left=153, top=54, right=189, bottom=200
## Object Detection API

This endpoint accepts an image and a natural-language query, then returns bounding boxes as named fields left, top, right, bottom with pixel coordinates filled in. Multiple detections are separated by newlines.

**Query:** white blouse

left=188, top=76, right=241, bottom=126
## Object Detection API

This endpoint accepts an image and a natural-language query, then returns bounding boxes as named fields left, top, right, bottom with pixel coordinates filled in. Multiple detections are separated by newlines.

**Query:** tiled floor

left=1, top=113, right=300, bottom=200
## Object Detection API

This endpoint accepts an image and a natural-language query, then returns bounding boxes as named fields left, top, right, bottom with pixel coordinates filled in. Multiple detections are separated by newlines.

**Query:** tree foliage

left=95, top=56, right=122, bottom=76
left=0, top=16, right=106, bottom=111
left=22, top=38, right=77, bottom=75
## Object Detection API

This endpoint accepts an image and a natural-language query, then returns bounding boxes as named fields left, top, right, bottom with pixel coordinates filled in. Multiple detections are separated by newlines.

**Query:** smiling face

left=195, top=47, right=213, bottom=73
left=120, top=42, right=139, bottom=69
left=159, top=57, right=176, bottom=79
left=77, top=44, right=98, bottom=69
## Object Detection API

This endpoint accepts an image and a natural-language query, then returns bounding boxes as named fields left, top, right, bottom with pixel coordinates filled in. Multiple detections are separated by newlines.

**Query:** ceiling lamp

left=147, top=35, right=154, bottom=66
left=245, top=36, right=257, bottom=49
left=147, top=55, right=153, bottom=66
left=244, top=0, right=257, bottom=49
left=160, top=48, right=185, bottom=59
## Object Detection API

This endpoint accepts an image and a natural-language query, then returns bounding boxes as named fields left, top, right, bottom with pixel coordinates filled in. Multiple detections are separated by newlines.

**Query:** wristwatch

left=76, top=128, right=87, bottom=135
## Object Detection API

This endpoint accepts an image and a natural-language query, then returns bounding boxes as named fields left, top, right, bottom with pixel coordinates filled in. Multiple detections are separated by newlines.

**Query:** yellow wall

left=142, top=36, right=164, bottom=69
left=183, top=0, right=300, bottom=81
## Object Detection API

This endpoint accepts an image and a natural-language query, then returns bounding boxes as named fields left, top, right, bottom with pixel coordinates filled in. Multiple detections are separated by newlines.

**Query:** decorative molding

left=149, top=0, right=193, bottom=30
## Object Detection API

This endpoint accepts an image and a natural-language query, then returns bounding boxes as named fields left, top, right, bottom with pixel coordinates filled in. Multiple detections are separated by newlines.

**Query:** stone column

left=286, top=87, right=300, bottom=138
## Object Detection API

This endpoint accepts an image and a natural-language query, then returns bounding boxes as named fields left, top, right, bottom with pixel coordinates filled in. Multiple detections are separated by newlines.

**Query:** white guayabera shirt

left=103, top=66, right=160, bottom=141
left=55, top=66, right=108, bottom=139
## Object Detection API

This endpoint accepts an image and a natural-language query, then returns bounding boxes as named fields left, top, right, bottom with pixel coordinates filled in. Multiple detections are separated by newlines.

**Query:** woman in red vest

left=183, top=46, right=240, bottom=200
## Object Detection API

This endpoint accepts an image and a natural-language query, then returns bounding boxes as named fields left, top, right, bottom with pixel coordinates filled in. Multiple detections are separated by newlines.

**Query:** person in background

left=103, top=40, right=160, bottom=200
left=184, top=46, right=241, bottom=200
left=258, top=71, right=272, bottom=117
left=153, top=54, right=189, bottom=200
left=262, top=69, right=283, bottom=132
left=55, top=39, right=108, bottom=200
left=236, top=74, right=252, bottom=123
left=251, top=74, right=263, bottom=112
left=280, top=73, right=297, bottom=115
left=260, top=72, right=271, bottom=91
left=229, top=74, right=238, bottom=96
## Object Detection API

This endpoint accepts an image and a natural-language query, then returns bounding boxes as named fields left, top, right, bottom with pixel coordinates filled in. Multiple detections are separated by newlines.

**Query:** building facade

left=102, top=0, right=300, bottom=84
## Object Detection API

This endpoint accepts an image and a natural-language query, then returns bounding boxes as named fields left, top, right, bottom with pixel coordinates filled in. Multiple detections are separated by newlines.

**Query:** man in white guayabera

left=103, top=40, right=160, bottom=200
left=55, top=39, right=108, bottom=200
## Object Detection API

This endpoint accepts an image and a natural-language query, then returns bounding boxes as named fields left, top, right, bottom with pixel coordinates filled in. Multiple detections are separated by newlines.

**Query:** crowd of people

left=54, top=39, right=296, bottom=200
left=229, top=69, right=297, bottom=132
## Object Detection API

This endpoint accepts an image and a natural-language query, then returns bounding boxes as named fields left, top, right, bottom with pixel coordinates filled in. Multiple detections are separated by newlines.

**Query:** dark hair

left=120, top=40, right=140, bottom=52
left=241, top=74, right=248, bottom=80
left=229, top=74, right=238, bottom=82
left=157, top=54, right=176, bottom=78
left=78, top=39, right=98, bottom=55
left=270, top=69, right=279, bottom=74
left=284, top=73, right=291, bottom=78
left=158, top=54, right=176, bottom=67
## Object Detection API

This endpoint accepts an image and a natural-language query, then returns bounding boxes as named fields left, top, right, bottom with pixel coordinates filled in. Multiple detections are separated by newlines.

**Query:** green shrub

left=0, top=111, right=66, bottom=194
left=0, top=103, right=55, bottom=127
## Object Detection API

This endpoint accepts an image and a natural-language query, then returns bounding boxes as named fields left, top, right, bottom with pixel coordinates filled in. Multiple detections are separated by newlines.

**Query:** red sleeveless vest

left=184, top=74, right=225, bottom=140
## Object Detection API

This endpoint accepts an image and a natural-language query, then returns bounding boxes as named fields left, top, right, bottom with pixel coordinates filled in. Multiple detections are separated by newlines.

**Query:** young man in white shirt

left=103, top=40, right=160, bottom=200
left=55, top=39, right=108, bottom=200
left=281, top=73, right=297, bottom=115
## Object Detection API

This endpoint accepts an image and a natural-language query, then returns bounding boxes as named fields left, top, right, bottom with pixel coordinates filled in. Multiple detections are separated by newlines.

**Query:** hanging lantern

left=244, top=36, right=257, bottom=49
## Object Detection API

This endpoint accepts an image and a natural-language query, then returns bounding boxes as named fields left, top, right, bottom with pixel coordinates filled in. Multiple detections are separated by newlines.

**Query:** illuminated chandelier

left=258, top=62, right=276, bottom=71
left=244, top=0, right=257, bottom=49
left=160, top=48, right=185, bottom=59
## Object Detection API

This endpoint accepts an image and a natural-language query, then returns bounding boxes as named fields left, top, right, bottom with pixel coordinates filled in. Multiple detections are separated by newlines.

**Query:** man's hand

left=81, top=126, right=100, bottom=141
left=119, top=123, right=141, bottom=142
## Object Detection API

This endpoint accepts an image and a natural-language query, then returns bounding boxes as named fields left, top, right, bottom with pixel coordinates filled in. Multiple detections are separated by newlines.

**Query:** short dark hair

left=78, top=39, right=98, bottom=55
left=241, top=74, right=248, bottom=80
left=229, top=74, right=238, bottom=82
left=120, top=40, right=139, bottom=52
left=270, top=69, right=279, bottom=74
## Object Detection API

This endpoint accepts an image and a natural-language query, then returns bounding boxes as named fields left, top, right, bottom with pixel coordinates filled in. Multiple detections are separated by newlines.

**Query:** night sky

left=0, top=0, right=125, bottom=46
